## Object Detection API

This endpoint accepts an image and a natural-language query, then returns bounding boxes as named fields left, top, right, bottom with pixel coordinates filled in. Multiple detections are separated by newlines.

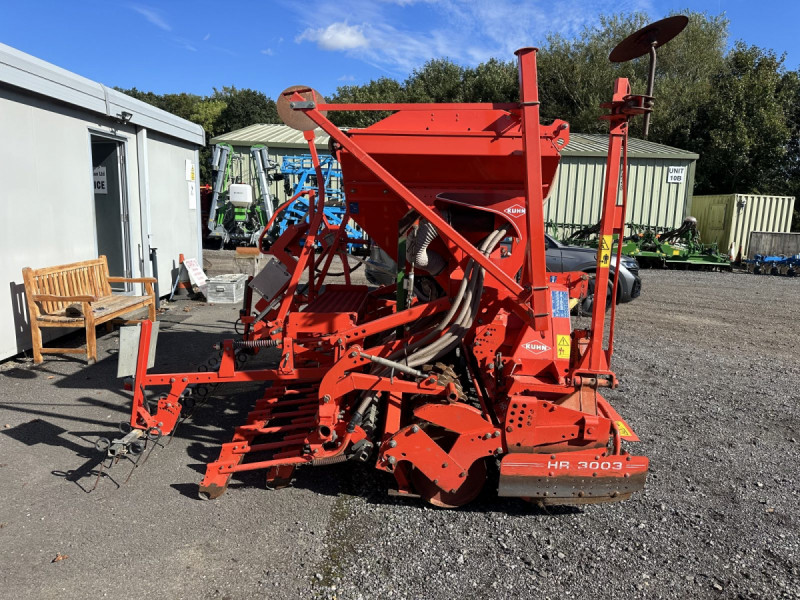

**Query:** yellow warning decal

left=672, top=249, right=680, bottom=255
left=556, top=334, right=570, bottom=359
left=615, top=420, right=632, bottom=437
left=597, top=235, right=612, bottom=269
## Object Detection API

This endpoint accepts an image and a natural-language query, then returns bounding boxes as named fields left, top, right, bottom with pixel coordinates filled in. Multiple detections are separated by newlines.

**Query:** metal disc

left=609, top=15, right=689, bottom=63
left=410, top=459, right=487, bottom=508
left=277, top=85, right=327, bottom=131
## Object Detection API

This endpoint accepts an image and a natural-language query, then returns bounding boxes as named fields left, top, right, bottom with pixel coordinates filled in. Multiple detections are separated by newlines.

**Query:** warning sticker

left=597, top=235, right=612, bottom=269
left=615, top=420, right=632, bottom=437
left=556, top=334, right=570, bottom=359
left=551, top=290, right=569, bottom=318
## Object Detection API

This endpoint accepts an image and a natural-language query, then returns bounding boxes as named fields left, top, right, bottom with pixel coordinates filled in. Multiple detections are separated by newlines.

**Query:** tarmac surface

left=0, top=268, right=798, bottom=599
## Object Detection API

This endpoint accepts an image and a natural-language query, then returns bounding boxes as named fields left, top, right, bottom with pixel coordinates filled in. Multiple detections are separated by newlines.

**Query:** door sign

left=93, top=166, right=108, bottom=194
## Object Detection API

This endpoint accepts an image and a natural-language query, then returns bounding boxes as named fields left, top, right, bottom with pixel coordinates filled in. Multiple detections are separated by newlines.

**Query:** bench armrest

left=107, top=276, right=158, bottom=284
left=32, top=294, right=97, bottom=303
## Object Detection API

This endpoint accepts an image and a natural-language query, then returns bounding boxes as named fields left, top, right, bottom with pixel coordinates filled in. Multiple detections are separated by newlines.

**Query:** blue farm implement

left=268, top=154, right=365, bottom=253
left=746, top=254, right=800, bottom=276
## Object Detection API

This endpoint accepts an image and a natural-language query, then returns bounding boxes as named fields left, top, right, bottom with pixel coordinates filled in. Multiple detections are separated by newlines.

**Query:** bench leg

left=30, top=321, right=44, bottom=364
left=147, top=299, right=156, bottom=322
left=85, top=314, right=97, bottom=365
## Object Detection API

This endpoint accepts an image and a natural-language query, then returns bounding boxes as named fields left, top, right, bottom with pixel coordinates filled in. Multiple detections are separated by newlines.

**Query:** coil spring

left=311, top=454, right=349, bottom=467
left=232, top=339, right=280, bottom=349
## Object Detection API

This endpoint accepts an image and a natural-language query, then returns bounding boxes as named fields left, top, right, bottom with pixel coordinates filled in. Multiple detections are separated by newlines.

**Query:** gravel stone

left=0, top=269, right=798, bottom=599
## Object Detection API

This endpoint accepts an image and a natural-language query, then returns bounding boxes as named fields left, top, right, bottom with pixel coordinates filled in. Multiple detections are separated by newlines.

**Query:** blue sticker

left=349, top=202, right=359, bottom=214
left=551, top=290, right=569, bottom=319
left=550, top=275, right=557, bottom=283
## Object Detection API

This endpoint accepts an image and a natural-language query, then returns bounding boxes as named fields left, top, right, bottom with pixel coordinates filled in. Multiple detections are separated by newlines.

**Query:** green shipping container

left=690, top=194, right=795, bottom=258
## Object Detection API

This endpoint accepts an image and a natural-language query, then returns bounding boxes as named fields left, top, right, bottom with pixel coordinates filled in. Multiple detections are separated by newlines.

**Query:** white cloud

left=203, top=33, right=211, bottom=41
left=297, top=22, right=368, bottom=51
left=290, top=0, right=659, bottom=74
left=338, top=74, right=356, bottom=81
left=261, top=48, right=275, bottom=55
left=130, top=5, right=172, bottom=31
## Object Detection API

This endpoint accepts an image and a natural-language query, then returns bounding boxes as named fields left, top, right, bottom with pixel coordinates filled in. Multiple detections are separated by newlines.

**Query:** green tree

left=212, top=86, right=279, bottom=134
left=538, top=15, right=643, bottom=133
left=691, top=43, right=793, bottom=194
left=114, top=86, right=282, bottom=184
left=157, top=93, right=204, bottom=122
left=537, top=12, right=728, bottom=139
left=462, top=58, right=518, bottom=103
left=189, top=99, right=227, bottom=136
left=778, top=70, right=800, bottom=230
left=404, top=58, right=466, bottom=102
left=115, top=87, right=164, bottom=107
left=329, top=77, right=407, bottom=128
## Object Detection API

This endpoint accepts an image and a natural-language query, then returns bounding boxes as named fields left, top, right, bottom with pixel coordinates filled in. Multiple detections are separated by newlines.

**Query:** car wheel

left=577, top=274, right=613, bottom=317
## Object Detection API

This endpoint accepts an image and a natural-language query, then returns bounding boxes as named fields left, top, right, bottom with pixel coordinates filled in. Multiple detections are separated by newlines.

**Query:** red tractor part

left=120, top=34, right=667, bottom=507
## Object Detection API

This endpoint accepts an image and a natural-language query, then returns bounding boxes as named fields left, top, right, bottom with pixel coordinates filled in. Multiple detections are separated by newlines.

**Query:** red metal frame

left=122, top=47, right=650, bottom=506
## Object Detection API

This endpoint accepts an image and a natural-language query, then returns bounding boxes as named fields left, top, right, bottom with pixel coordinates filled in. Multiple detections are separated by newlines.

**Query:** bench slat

left=42, top=273, right=53, bottom=313
left=79, top=267, right=90, bottom=295
left=30, top=258, right=105, bottom=277
left=101, top=258, right=112, bottom=296
left=37, top=295, right=152, bottom=323
left=67, top=269, right=76, bottom=297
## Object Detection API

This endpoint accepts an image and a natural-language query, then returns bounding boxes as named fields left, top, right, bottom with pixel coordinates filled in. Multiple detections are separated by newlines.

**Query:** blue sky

left=1, top=1, right=798, bottom=99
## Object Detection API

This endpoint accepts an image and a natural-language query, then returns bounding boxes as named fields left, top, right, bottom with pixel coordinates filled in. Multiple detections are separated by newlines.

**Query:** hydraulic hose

left=386, top=224, right=508, bottom=369
left=408, top=220, right=446, bottom=275
left=415, top=226, right=503, bottom=355
left=348, top=224, right=508, bottom=439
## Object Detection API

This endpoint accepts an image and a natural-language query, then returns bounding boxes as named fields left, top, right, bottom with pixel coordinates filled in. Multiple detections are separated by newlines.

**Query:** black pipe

left=149, top=247, right=160, bottom=309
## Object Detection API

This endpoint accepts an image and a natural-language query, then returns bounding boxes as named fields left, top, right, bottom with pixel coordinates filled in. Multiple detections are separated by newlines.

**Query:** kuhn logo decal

left=522, top=341, right=550, bottom=354
left=504, top=204, right=526, bottom=218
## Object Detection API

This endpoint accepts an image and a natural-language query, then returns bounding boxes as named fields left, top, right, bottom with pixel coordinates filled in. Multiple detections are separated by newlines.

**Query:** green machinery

left=207, top=143, right=278, bottom=248
left=562, top=217, right=731, bottom=269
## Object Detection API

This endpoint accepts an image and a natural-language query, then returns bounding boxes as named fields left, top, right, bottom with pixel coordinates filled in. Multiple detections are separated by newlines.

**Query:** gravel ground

left=1, top=269, right=798, bottom=599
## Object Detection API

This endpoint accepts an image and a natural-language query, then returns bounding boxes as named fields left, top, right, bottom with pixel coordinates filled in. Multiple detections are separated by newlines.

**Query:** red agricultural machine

left=114, top=19, right=688, bottom=506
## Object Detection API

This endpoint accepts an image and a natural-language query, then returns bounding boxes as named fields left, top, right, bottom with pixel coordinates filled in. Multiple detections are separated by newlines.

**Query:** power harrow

left=112, top=18, right=690, bottom=507
left=563, top=217, right=730, bottom=270
left=620, top=217, right=730, bottom=269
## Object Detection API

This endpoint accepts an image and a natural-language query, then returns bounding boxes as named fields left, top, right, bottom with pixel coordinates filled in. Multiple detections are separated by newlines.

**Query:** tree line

left=119, top=11, right=799, bottom=229
left=115, top=86, right=279, bottom=184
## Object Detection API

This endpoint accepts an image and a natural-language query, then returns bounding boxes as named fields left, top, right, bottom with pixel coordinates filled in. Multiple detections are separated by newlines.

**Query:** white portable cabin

left=0, top=43, right=205, bottom=361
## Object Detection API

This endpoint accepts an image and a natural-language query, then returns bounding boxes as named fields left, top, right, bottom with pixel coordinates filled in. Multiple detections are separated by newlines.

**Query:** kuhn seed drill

left=117, top=18, right=688, bottom=506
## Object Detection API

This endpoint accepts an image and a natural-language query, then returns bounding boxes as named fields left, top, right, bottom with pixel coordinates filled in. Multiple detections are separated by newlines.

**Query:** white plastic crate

left=206, top=273, right=248, bottom=304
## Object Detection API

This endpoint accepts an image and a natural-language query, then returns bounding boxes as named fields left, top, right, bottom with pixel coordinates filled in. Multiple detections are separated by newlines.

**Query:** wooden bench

left=22, top=256, right=156, bottom=364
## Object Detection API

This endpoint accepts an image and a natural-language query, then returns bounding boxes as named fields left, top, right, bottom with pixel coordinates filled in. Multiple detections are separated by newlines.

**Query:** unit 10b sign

left=667, top=166, right=686, bottom=184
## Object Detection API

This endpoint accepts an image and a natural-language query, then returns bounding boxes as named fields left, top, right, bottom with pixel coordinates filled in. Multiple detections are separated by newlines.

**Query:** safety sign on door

left=93, top=166, right=107, bottom=194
